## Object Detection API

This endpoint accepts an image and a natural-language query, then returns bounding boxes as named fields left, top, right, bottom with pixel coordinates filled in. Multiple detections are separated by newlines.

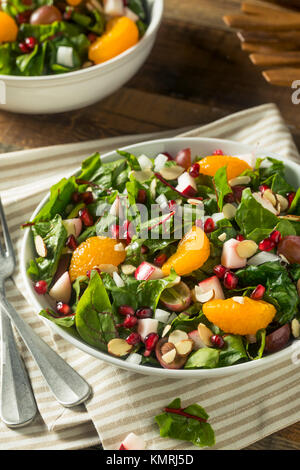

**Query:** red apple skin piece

left=277, top=236, right=300, bottom=264
left=265, top=324, right=291, bottom=353
left=52, top=254, right=72, bottom=285
left=155, top=338, right=187, bottom=369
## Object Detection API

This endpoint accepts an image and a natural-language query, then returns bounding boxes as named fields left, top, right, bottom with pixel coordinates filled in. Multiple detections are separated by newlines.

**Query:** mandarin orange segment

left=0, top=12, right=18, bottom=43
left=203, top=297, right=276, bottom=335
left=197, top=155, right=251, bottom=180
left=88, top=16, right=139, bottom=65
left=162, top=226, right=210, bottom=276
left=66, top=0, right=82, bottom=5
left=69, top=236, right=126, bottom=282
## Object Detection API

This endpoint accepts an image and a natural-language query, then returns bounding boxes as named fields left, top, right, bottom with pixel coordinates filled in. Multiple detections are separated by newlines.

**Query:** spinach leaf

left=236, top=262, right=299, bottom=324
left=170, top=311, right=203, bottom=333
left=246, top=329, right=266, bottom=360
left=155, top=398, right=215, bottom=448
left=28, top=215, right=67, bottom=286
left=261, top=173, right=294, bottom=197
left=235, top=188, right=278, bottom=237
left=128, top=0, right=148, bottom=22
left=184, top=348, right=220, bottom=369
left=34, top=176, right=77, bottom=222
left=210, top=218, right=237, bottom=247
left=213, top=166, right=232, bottom=211
left=219, top=335, right=248, bottom=366
left=288, top=188, right=300, bottom=215
left=75, top=271, right=118, bottom=351
left=16, top=43, right=47, bottom=76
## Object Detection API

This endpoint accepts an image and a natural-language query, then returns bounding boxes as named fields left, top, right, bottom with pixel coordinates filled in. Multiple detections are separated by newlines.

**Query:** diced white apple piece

left=56, top=46, right=74, bottom=68
left=156, top=194, right=169, bottom=210
left=138, top=154, right=153, bottom=170
left=104, top=0, right=124, bottom=17
left=125, top=353, right=142, bottom=365
left=154, top=308, right=171, bottom=324
left=113, top=271, right=125, bottom=288
left=137, top=318, right=159, bottom=341
left=124, top=6, right=139, bottom=22
left=221, top=238, right=247, bottom=269
left=154, top=153, right=168, bottom=172
left=197, top=275, right=225, bottom=300
left=177, top=172, right=197, bottom=191
left=119, top=432, right=146, bottom=450
left=247, top=251, right=281, bottom=266
left=63, top=218, right=82, bottom=238
left=252, top=192, right=279, bottom=215
left=49, top=272, right=71, bottom=304
left=188, top=330, right=207, bottom=350
left=134, top=262, right=164, bottom=281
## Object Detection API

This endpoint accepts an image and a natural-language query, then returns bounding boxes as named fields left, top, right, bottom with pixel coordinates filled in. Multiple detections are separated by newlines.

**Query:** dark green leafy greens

left=155, top=398, right=215, bottom=448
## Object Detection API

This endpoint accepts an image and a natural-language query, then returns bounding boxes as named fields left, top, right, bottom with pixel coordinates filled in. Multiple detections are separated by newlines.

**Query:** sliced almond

left=34, top=235, right=47, bottom=258
left=229, top=175, right=251, bottom=186
left=175, top=339, right=194, bottom=357
left=232, top=296, right=245, bottom=304
left=236, top=240, right=258, bottom=258
left=159, top=165, right=185, bottom=180
left=276, top=194, right=289, bottom=213
left=97, top=264, right=118, bottom=274
left=222, top=203, right=237, bottom=220
left=194, top=286, right=214, bottom=303
left=218, top=232, right=227, bottom=242
left=161, top=342, right=175, bottom=355
left=168, top=329, right=189, bottom=345
left=150, top=178, right=157, bottom=199
left=291, top=319, right=300, bottom=338
left=114, top=243, right=125, bottom=252
left=279, top=254, right=290, bottom=264
left=197, top=323, right=213, bottom=347
left=162, top=348, right=177, bottom=364
left=187, top=199, right=203, bottom=206
left=162, top=324, right=172, bottom=338
left=121, top=264, right=136, bottom=275
left=107, top=338, right=133, bottom=357
left=263, top=189, right=277, bottom=207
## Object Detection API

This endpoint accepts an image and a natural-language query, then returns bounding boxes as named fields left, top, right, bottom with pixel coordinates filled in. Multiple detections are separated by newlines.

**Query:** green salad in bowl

left=23, top=140, right=300, bottom=374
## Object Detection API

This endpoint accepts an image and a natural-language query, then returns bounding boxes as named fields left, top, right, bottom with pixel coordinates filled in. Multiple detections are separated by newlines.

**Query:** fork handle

left=0, top=311, right=37, bottom=427
left=0, top=296, right=91, bottom=407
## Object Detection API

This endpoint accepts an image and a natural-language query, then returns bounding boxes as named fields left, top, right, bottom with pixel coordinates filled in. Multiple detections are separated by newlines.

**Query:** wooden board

left=0, top=0, right=299, bottom=450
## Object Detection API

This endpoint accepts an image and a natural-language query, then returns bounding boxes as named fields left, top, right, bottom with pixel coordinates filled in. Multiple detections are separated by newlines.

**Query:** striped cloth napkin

left=0, top=103, right=299, bottom=450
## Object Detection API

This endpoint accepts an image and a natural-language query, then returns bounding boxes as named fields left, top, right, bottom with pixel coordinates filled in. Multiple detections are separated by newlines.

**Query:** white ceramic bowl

left=21, top=137, right=300, bottom=377
left=0, top=0, right=163, bottom=114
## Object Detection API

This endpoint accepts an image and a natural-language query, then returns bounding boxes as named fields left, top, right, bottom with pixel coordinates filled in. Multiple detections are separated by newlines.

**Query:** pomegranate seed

left=86, top=267, right=101, bottom=278
left=213, top=149, right=224, bottom=155
left=210, top=334, right=225, bottom=349
left=154, top=253, right=167, bottom=267
left=19, top=42, right=30, bottom=53
left=213, top=264, right=228, bottom=279
left=71, top=191, right=81, bottom=203
left=33, top=280, right=47, bottom=295
left=66, top=234, right=77, bottom=251
left=168, top=200, right=177, bottom=212
left=81, top=191, right=93, bottom=204
left=118, top=305, right=135, bottom=316
left=123, top=315, right=138, bottom=329
left=258, top=238, right=275, bottom=252
left=181, top=186, right=197, bottom=198
left=87, top=32, right=98, bottom=42
left=223, top=271, right=238, bottom=289
left=141, top=245, right=149, bottom=254
left=251, top=284, right=266, bottom=300
left=126, top=332, right=141, bottom=345
left=25, top=36, right=37, bottom=51
left=144, top=333, right=159, bottom=352
left=16, top=10, right=32, bottom=24
left=56, top=302, right=71, bottom=316
left=135, top=307, right=153, bottom=319
left=204, top=218, right=215, bottom=233
left=188, top=163, right=200, bottom=178
left=259, top=184, right=270, bottom=194
left=287, top=191, right=296, bottom=207
left=110, top=224, right=120, bottom=239
left=78, top=208, right=93, bottom=226
left=232, top=185, right=246, bottom=202
left=236, top=234, right=245, bottom=241
left=137, top=189, right=147, bottom=204
left=224, top=192, right=235, bottom=204
left=162, top=152, right=173, bottom=161
left=269, top=230, right=281, bottom=244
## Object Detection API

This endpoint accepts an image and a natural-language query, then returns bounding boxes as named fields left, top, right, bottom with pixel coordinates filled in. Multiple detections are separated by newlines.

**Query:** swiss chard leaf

left=40, top=308, right=75, bottom=328
left=213, top=166, right=232, bottom=211
left=34, top=176, right=78, bottom=222
left=219, top=335, right=248, bottom=366
left=184, top=348, right=220, bottom=369
left=75, top=271, right=118, bottom=351
left=155, top=398, right=215, bottom=448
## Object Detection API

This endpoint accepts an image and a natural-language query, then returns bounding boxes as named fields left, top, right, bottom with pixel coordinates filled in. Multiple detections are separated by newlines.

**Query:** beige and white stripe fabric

left=0, top=103, right=299, bottom=450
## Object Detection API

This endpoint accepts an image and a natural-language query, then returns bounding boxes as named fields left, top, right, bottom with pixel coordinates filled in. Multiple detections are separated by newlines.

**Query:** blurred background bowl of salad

left=0, top=0, right=163, bottom=114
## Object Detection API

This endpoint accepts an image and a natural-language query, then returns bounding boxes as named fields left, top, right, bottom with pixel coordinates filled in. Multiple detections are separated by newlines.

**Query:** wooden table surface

left=1, top=0, right=299, bottom=450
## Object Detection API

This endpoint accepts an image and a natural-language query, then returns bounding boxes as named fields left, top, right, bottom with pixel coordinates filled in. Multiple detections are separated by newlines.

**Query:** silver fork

left=0, top=197, right=91, bottom=413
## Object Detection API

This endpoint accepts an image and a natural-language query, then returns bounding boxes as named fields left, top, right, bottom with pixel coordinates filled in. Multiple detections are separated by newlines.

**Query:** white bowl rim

left=0, top=0, right=163, bottom=82
left=20, top=136, right=300, bottom=378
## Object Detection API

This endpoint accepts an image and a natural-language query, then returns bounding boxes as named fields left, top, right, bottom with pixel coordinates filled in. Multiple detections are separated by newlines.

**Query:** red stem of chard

left=164, top=407, right=207, bottom=423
